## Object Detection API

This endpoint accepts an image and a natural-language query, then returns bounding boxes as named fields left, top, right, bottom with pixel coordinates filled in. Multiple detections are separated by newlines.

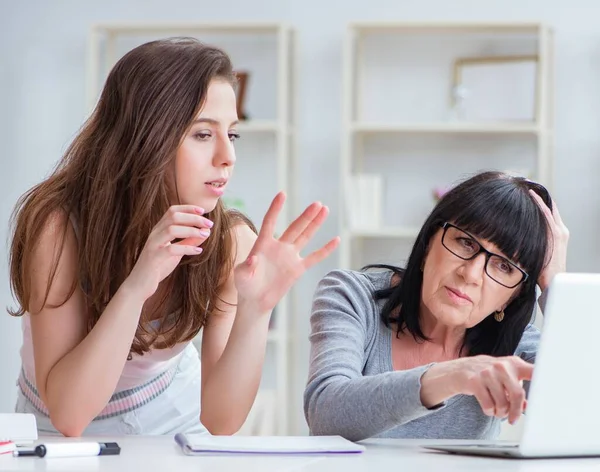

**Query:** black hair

left=366, top=171, right=552, bottom=357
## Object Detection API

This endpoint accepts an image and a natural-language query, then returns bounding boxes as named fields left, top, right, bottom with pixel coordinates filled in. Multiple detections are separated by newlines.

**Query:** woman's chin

left=202, top=202, right=219, bottom=213
left=435, top=305, right=471, bottom=327
left=181, top=198, right=219, bottom=213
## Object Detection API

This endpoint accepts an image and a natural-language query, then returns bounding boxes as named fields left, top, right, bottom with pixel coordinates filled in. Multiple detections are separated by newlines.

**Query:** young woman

left=9, top=37, right=339, bottom=437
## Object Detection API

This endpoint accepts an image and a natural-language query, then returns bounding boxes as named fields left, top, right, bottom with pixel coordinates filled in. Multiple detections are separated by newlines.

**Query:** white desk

left=1, top=437, right=600, bottom=471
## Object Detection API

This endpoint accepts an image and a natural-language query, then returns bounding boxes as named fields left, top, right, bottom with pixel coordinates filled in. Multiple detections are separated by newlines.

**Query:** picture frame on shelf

left=449, top=55, right=539, bottom=122
left=234, top=70, right=250, bottom=121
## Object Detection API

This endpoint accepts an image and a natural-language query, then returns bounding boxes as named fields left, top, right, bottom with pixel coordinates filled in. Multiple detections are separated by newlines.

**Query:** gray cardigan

left=303, top=269, right=540, bottom=441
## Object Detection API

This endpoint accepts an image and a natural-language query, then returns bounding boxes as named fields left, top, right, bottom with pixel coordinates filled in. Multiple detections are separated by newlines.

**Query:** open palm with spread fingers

left=234, top=192, right=340, bottom=313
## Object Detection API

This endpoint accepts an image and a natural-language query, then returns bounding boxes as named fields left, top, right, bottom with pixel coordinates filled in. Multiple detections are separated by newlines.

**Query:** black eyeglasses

left=440, top=222, right=529, bottom=289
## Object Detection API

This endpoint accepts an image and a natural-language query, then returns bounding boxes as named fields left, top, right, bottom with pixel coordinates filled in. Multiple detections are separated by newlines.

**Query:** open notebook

left=174, top=434, right=366, bottom=455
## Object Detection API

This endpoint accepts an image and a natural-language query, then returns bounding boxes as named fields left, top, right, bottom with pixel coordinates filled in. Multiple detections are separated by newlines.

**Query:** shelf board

left=350, top=122, right=540, bottom=135
left=347, top=227, right=420, bottom=239
left=351, top=21, right=543, bottom=34
left=93, top=22, right=284, bottom=35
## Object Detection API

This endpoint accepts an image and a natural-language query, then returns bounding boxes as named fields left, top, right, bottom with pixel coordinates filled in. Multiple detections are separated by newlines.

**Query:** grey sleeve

left=516, top=286, right=546, bottom=365
left=515, top=324, right=540, bottom=364
left=515, top=323, right=541, bottom=398
left=303, top=270, right=444, bottom=442
left=538, top=287, right=549, bottom=314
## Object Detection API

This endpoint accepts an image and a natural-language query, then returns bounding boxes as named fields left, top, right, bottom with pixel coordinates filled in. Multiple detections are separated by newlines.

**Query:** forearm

left=419, top=362, right=462, bottom=408
left=200, top=299, right=272, bottom=435
left=44, top=282, right=145, bottom=435
left=305, top=364, right=444, bottom=442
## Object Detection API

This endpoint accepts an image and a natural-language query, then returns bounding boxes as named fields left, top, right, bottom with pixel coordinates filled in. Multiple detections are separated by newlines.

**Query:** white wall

left=2, top=0, right=600, bottom=435
left=0, top=1, right=21, bottom=414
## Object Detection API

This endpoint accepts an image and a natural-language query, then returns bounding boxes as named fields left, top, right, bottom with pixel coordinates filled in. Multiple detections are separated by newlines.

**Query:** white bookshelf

left=340, top=21, right=554, bottom=270
left=86, top=22, right=295, bottom=436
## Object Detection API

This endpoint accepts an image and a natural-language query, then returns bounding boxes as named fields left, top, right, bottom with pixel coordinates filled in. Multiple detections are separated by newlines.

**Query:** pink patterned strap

left=18, top=366, right=177, bottom=420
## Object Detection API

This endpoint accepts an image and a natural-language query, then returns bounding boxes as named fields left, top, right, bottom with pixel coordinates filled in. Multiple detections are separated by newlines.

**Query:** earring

left=494, top=310, right=505, bottom=322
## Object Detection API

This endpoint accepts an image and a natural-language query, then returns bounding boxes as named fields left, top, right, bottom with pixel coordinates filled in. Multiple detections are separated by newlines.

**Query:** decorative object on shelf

left=432, top=185, right=452, bottom=202
left=449, top=84, right=470, bottom=121
left=344, top=174, right=382, bottom=230
left=450, top=55, right=538, bottom=122
left=234, top=71, right=250, bottom=121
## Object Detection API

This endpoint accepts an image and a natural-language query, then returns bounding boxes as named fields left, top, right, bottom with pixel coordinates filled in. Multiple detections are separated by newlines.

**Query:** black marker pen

left=14, top=442, right=120, bottom=458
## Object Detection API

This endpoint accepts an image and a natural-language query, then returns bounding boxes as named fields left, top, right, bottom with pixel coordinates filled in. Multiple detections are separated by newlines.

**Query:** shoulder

left=316, top=268, right=393, bottom=298
left=31, top=209, right=78, bottom=263
left=229, top=222, right=257, bottom=265
left=28, top=209, right=79, bottom=312
left=312, top=269, right=393, bottom=327
left=36, top=209, right=71, bottom=241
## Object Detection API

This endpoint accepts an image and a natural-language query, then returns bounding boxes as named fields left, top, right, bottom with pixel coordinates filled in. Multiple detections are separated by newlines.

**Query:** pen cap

left=99, top=442, right=121, bottom=456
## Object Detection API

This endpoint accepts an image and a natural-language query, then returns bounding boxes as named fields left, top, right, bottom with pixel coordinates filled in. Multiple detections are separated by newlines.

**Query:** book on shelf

left=344, top=174, right=383, bottom=231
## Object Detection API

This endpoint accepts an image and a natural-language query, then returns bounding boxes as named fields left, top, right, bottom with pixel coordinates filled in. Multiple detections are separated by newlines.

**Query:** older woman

left=304, top=171, right=569, bottom=441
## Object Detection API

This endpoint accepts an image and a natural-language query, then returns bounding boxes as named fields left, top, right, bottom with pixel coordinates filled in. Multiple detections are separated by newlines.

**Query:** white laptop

left=426, top=273, right=600, bottom=458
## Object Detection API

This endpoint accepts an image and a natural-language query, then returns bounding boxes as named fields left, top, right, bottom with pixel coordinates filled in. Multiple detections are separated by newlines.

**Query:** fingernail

left=195, top=247, right=203, bottom=253
left=195, top=207, right=205, bottom=214
left=205, top=219, right=214, bottom=228
left=199, top=229, right=210, bottom=237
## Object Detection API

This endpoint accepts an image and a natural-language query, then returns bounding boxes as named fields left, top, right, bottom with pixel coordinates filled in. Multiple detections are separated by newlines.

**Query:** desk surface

left=1, top=437, right=600, bottom=471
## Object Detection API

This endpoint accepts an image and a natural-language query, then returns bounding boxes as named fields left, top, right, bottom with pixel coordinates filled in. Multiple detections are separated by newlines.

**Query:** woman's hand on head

left=124, top=205, right=213, bottom=300
left=530, top=190, right=569, bottom=291
left=233, top=192, right=340, bottom=314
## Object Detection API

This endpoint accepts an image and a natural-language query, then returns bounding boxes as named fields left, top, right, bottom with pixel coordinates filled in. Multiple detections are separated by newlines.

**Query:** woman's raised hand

left=234, top=192, right=340, bottom=313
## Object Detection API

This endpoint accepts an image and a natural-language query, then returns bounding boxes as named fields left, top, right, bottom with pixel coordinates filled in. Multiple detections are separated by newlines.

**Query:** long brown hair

left=9, top=37, right=255, bottom=355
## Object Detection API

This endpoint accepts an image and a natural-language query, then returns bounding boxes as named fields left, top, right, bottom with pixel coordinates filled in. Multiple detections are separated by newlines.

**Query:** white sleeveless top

left=19, top=213, right=191, bottom=392
left=20, top=316, right=189, bottom=391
